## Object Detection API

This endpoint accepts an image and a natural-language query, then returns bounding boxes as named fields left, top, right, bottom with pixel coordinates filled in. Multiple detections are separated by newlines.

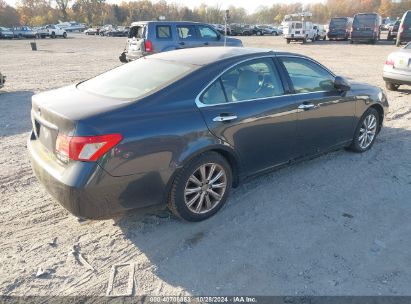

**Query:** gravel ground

left=0, top=34, right=411, bottom=296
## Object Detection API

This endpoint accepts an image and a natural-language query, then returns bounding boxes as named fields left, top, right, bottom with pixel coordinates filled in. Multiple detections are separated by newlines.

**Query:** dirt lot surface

left=1, top=34, right=411, bottom=296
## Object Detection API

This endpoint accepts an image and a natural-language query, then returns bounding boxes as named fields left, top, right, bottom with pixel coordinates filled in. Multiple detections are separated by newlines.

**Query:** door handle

left=179, top=41, right=185, bottom=45
left=204, top=42, right=209, bottom=45
left=298, top=103, right=317, bottom=110
left=213, top=115, right=238, bottom=122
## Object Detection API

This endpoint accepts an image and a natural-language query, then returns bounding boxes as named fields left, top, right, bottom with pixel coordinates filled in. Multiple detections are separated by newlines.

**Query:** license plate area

left=38, top=124, right=55, bottom=152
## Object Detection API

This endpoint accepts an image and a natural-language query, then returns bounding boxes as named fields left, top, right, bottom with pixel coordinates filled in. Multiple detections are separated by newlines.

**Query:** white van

left=283, top=20, right=316, bottom=43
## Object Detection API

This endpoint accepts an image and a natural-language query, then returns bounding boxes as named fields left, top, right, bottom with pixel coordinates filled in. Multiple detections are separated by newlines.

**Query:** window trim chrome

left=195, top=54, right=336, bottom=108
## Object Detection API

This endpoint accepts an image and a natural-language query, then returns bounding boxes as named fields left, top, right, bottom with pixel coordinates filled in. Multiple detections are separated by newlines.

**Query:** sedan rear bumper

left=383, top=69, right=411, bottom=85
left=28, top=132, right=170, bottom=219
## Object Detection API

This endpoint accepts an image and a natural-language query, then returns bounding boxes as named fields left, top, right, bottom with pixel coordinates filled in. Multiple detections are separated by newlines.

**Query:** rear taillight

left=55, top=133, right=122, bottom=162
left=144, top=39, right=153, bottom=52
left=385, top=58, right=395, bottom=67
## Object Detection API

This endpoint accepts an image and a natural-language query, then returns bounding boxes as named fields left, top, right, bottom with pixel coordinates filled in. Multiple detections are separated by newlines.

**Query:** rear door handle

left=298, top=103, right=317, bottom=110
left=213, top=115, right=238, bottom=122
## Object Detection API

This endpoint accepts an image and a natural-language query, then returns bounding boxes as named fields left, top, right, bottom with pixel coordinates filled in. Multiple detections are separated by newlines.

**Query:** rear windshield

left=128, top=25, right=145, bottom=39
left=403, top=12, right=411, bottom=26
left=330, top=18, right=347, bottom=27
left=353, top=15, right=377, bottom=27
left=78, top=58, right=194, bottom=99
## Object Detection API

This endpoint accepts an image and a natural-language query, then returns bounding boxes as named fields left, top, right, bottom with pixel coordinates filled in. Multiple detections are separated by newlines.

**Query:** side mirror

left=334, top=76, right=351, bottom=91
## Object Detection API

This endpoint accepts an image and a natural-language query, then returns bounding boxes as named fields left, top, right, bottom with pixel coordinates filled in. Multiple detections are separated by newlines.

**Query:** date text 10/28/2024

left=148, top=296, right=258, bottom=303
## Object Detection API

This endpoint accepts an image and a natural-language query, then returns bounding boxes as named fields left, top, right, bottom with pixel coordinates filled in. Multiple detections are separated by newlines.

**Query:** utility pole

left=224, top=9, right=230, bottom=47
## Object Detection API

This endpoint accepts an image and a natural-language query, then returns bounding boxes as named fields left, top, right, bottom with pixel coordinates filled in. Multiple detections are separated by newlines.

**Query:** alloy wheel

left=184, top=163, right=227, bottom=214
left=358, top=114, right=377, bottom=149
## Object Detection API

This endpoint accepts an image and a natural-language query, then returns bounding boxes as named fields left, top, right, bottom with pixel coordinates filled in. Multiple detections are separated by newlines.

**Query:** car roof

left=130, top=21, right=211, bottom=27
left=147, top=47, right=277, bottom=66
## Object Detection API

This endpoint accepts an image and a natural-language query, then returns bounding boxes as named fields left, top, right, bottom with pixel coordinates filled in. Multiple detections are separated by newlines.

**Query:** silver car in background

left=120, top=21, right=242, bottom=62
left=383, top=42, right=411, bottom=90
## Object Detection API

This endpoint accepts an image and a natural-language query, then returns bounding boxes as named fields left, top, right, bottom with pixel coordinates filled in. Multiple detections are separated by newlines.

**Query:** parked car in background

left=57, top=21, right=86, bottom=32
left=229, top=24, right=251, bottom=36
left=327, top=17, right=352, bottom=40
left=259, top=25, right=280, bottom=36
left=84, top=28, right=99, bottom=35
left=396, top=10, right=411, bottom=46
left=387, top=20, right=400, bottom=41
left=28, top=47, right=388, bottom=222
left=122, top=21, right=242, bottom=62
left=0, top=27, right=14, bottom=39
left=314, top=24, right=327, bottom=40
left=212, top=24, right=231, bottom=35
left=251, top=25, right=264, bottom=36
left=351, top=13, right=382, bottom=44
left=13, top=26, right=38, bottom=38
left=99, top=25, right=114, bottom=36
left=383, top=42, right=411, bottom=90
left=37, top=24, right=67, bottom=38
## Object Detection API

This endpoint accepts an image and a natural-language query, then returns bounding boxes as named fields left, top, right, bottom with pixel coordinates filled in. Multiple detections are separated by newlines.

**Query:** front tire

left=349, top=108, right=379, bottom=153
left=168, top=152, right=232, bottom=222
left=63, top=32, right=67, bottom=38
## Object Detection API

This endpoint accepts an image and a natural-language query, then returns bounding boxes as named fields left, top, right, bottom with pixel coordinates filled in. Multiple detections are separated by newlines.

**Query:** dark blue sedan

left=28, top=47, right=389, bottom=221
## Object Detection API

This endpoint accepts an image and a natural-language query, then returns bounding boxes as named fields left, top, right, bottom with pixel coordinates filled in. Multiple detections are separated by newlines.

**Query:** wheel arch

left=369, top=104, right=384, bottom=132
left=161, top=144, right=242, bottom=207
left=178, top=144, right=241, bottom=187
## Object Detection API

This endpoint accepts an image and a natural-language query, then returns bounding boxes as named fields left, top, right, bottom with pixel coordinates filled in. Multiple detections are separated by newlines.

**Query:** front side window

left=200, top=58, right=284, bottom=105
left=177, top=25, right=197, bottom=40
left=280, top=57, right=335, bottom=93
left=156, top=25, right=171, bottom=39
left=78, top=58, right=194, bottom=99
left=198, top=25, right=218, bottom=39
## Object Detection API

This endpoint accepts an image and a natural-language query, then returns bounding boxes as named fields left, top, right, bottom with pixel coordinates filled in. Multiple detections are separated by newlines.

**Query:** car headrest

left=237, top=70, right=259, bottom=92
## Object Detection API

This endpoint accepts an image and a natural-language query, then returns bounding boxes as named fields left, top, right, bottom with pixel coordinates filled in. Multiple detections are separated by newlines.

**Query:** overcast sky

left=4, top=0, right=323, bottom=13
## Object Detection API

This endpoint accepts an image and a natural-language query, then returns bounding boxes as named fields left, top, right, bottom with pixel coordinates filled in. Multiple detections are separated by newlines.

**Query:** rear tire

left=386, top=82, right=399, bottom=91
left=349, top=108, right=380, bottom=153
left=286, top=39, right=290, bottom=44
left=63, top=32, right=67, bottom=39
left=168, top=152, right=232, bottom=222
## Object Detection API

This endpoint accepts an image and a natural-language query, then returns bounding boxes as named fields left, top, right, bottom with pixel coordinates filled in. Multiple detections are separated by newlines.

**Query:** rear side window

left=78, top=58, right=194, bottom=99
left=156, top=25, right=171, bottom=39
left=280, top=57, right=335, bottom=93
left=201, top=81, right=226, bottom=105
left=200, top=58, right=284, bottom=104
left=177, top=25, right=197, bottom=40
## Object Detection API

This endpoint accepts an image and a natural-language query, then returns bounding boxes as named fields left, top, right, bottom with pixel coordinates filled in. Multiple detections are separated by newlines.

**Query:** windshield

left=353, top=15, right=377, bottom=27
left=330, top=18, right=347, bottom=28
left=78, top=58, right=194, bottom=99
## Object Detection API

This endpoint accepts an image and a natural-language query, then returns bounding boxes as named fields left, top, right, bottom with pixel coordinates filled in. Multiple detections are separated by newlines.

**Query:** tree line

left=1, top=0, right=411, bottom=28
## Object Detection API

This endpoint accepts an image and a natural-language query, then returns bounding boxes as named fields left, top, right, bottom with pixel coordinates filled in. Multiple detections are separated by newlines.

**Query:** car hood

left=225, top=37, right=243, bottom=46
